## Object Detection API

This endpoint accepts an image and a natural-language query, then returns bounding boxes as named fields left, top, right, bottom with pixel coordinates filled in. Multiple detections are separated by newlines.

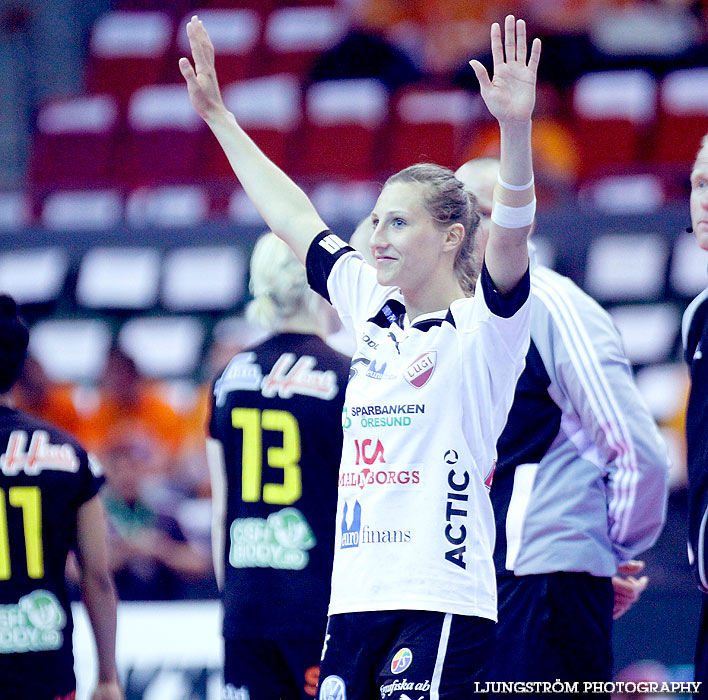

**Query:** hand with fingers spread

left=470, top=15, right=541, bottom=125
left=179, top=16, right=227, bottom=123
left=612, top=560, right=649, bottom=620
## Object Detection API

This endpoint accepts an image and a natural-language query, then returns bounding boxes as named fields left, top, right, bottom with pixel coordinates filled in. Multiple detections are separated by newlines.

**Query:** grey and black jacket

left=491, top=256, right=670, bottom=578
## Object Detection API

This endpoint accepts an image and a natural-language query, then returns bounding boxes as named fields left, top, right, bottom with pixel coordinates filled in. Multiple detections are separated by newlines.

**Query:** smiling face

left=369, top=181, right=449, bottom=295
left=690, top=139, right=708, bottom=252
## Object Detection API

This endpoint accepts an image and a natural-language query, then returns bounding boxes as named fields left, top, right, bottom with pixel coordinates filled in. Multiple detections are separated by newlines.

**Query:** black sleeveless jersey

left=0, top=406, right=103, bottom=695
left=209, top=333, right=350, bottom=640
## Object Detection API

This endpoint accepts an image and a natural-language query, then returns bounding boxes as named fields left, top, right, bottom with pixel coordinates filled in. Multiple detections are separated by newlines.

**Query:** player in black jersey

left=0, top=295, right=122, bottom=700
left=684, top=135, right=708, bottom=699
left=207, top=233, right=350, bottom=700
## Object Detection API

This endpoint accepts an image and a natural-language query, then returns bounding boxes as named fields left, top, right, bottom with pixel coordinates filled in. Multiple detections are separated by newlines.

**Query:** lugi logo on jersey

left=390, top=648, right=413, bottom=675
left=404, top=351, right=437, bottom=388
left=318, top=234, right=348, bottom=255
left=319, top=674, right=346, bottom=700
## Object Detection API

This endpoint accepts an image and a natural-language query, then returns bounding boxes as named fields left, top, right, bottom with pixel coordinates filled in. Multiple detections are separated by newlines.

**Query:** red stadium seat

left=29, top=94, right=119, bottom=188
left=654, top=68, right=708, bottom=166
left=572, top=70, right=656, bottom=178
left=263, top=6, right=347, bottom=77
left=387, top=87, right=479, bottom=172
left=299, top=78, right=388, bottom=181
left=86, top=11, right=173, bottom=106
left=204, top=74, right=302, bottom=179
left=173, top=9, right=261, bottom=84
left=120, top=84, right=205, bottom=186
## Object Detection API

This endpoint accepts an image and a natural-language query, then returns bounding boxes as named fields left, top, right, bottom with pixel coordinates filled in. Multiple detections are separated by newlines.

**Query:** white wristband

left=491, top=199, right=536, bottom=228
left=497, top=174, right=534, bottom=191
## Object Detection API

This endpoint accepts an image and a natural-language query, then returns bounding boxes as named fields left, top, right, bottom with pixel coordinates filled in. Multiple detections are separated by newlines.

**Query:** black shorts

left=223, top=637, right=323, bottom=700
left=489, top=572, right=613, bottom=698
left=0, top=651, right=76, bottom=700
left=318, top=610, right=495, bottom=700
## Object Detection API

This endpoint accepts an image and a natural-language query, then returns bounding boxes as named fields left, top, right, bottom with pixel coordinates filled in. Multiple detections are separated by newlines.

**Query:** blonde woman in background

left=207, top=233, right=351, bottom=700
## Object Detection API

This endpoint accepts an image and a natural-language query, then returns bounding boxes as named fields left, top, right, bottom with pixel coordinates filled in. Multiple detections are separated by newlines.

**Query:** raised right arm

left=179, top=16, right=326, bottom=263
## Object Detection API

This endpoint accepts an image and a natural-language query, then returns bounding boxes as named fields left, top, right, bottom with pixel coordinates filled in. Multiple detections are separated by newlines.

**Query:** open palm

left=470, top=15, right=541, bottom=124
left=179, top=16, right=226, bottom=122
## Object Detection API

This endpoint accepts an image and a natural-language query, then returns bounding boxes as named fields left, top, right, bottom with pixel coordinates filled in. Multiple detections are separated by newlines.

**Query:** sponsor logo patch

left=339, top=467, right=420, bottom=491
left=340, top=500, right=411, bottom=549
left=222, top=684, right=251, bottom=700
left=229, top=507, right=316, bottom=570
left=0, top=431, right=79, bottom=476
left=404, top=352, right=436, bottom=388
left=390, top=648, right=413, bottom=675
left=319, top=674, right=346, bottom=700
left=0, top=590, right=66, bottom=653
left=366, top=360, right=387, bottom=380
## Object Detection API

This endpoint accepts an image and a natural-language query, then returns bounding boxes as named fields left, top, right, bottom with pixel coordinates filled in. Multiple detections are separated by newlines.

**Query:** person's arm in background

left=470, top=16, right=541, bottom=293
left=76, top=495, right=123, bottom=700
left=206, top=437, right=227, bottom=590
left=179, top=16, right=326, bottom=263
left=537, top=278, right=669, bottom=610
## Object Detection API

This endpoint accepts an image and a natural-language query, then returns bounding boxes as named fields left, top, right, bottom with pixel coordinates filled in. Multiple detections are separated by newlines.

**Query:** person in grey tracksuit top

left=456, top=158, right=670, bottom=695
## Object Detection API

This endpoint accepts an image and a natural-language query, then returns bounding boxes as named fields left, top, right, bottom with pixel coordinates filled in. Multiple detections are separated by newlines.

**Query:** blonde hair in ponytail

left=246, top=232, right=321, bottom=331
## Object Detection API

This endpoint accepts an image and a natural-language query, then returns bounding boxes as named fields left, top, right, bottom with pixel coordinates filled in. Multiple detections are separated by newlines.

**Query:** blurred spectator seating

left=299, top=78, right=388, bottom=180
left=120, top=83, right=205, bottom=186
left=572, top=69, right=657, bottom=178
left=578, top=173, right=666, bottom=215
left=86, top=11, right=173, bottom=106
left=670, top=230, right=708, bottom=299
left=28, top=318, right=112, bottom=385
left=76, top=247, right=161, bottom=310
left=72, top=347, right=187, bottom=456
left=125, top=185, right=210, bottom=228
left=263, top=5, right=347, bottom=77
left=12, top=356, right=82, bottom=438
left=387, top=87, right=478, bottom=172
left=207, top=74, right=302, bottom=179
left=584, top=232, right=669, bottom=303
left=609, top=303, right=681, bottom=367
left=654, top=68, right=708, bottom=167
left=100, top=427, right=213, bottom=601
left=0, top=247, right=69, bottom=305
left=161, top=246, right=246, bottom=312
left=40, top=189, right=123, bottom=230
left=118, top=315, right=206, bottom=380
left=29, top=95, right=119, bottom=189
left=0, top=193, right=31, bottom=230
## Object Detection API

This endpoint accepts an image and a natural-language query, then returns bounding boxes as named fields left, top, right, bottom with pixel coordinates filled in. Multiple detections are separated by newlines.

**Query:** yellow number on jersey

left=231, top=408, right=302, bottom=505
left=0, top=486, right=44, bottom=580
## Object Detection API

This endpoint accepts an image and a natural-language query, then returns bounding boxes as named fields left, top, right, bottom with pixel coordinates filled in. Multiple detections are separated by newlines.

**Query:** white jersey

left=306, top=232, right=531, bottom=620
